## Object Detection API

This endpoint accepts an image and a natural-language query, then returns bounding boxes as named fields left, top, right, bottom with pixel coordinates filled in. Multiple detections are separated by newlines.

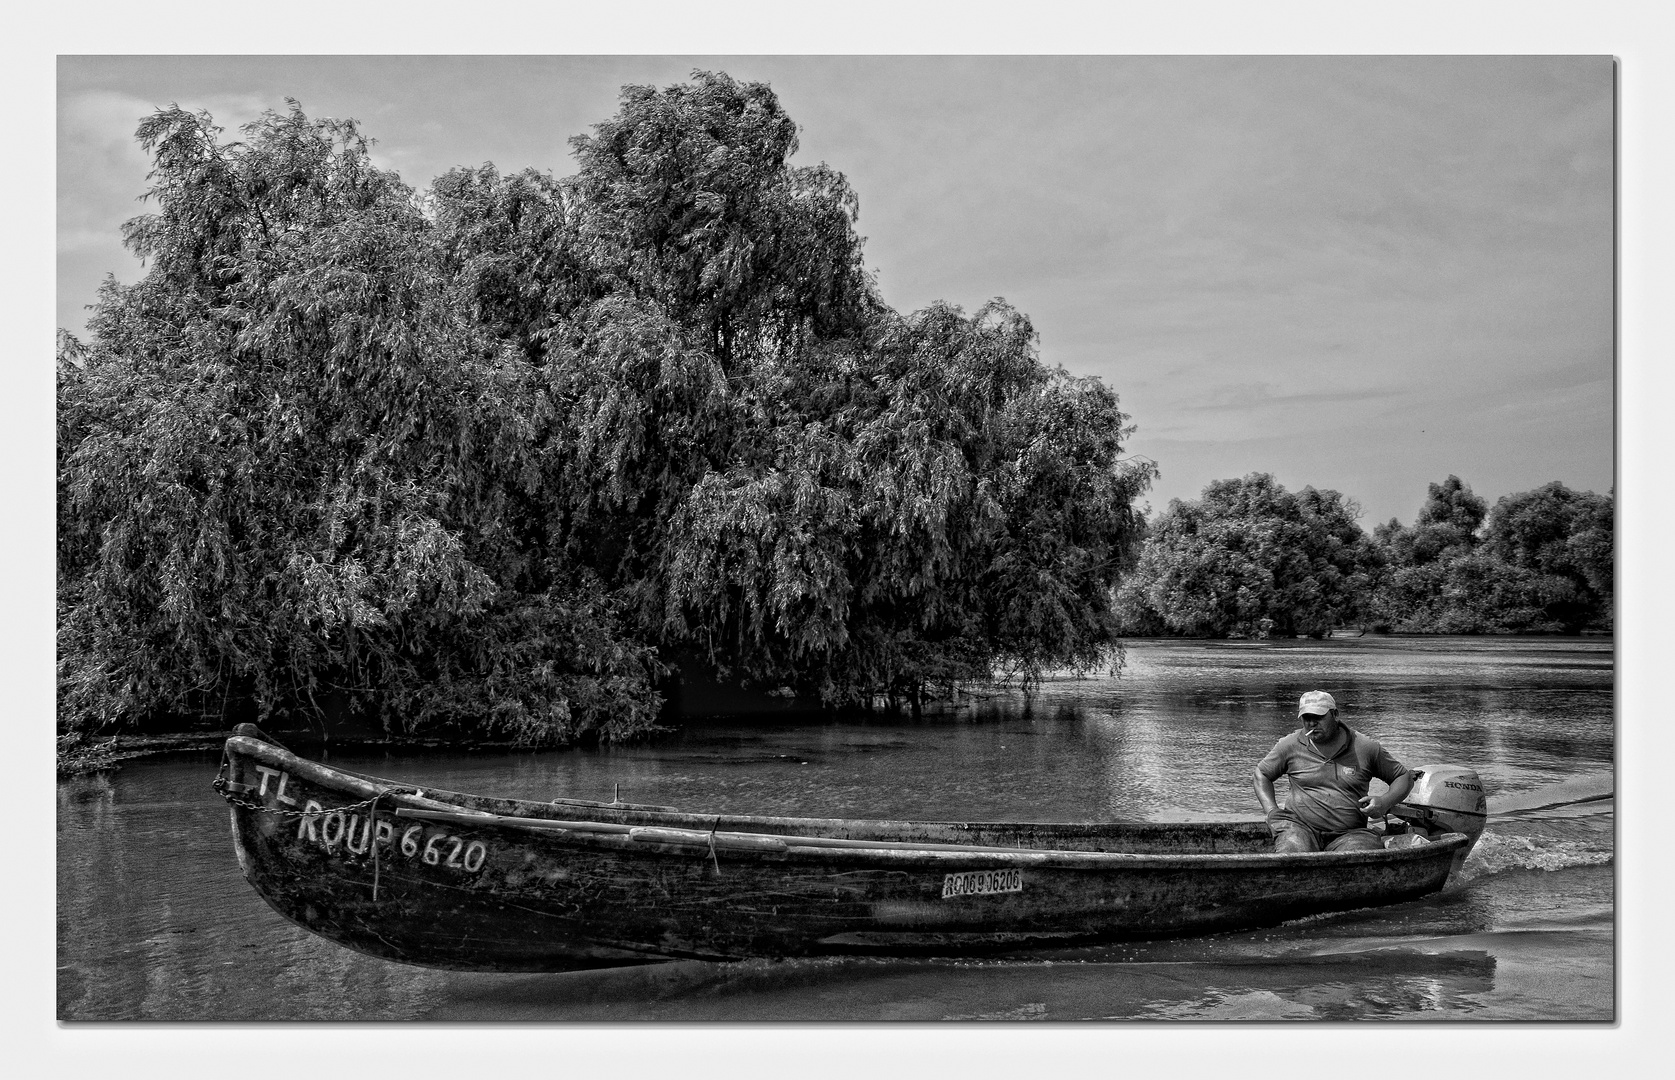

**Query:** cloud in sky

left=56, top=55, right=1613, bottom=523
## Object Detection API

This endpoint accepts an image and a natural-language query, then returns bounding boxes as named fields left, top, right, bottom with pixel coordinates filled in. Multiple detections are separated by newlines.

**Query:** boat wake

left=1459, top=828, right=1614, bottom=880
left=1453, top=772, right=1615, bottom=880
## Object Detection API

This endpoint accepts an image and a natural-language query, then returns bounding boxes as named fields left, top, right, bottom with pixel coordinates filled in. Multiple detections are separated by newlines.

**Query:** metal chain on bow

left=212, top=774, right=395, bottom=817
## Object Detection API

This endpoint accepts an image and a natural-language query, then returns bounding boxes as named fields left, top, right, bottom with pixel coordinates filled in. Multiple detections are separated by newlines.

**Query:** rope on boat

left=369, top=790, right=384, bottom=901
left=212, top=768, right=415, bottom=900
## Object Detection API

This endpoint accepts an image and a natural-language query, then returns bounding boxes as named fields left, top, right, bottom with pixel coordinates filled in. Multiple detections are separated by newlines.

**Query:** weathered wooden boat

left=216, top=724, right=1485, bottom=973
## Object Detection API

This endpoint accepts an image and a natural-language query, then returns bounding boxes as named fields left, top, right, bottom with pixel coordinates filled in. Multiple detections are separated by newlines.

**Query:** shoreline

left=57, top=632, right=1615, bottom=777
left=54, top=730, right=554, bottom=778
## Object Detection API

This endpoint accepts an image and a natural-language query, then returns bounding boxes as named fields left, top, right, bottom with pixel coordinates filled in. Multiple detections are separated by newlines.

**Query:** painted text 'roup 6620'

left=255, top=767, right=489, bottom=874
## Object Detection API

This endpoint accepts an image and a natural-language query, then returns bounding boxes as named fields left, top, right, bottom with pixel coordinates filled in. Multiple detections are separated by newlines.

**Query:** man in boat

left=1252, top=691, right=1416, bottom=853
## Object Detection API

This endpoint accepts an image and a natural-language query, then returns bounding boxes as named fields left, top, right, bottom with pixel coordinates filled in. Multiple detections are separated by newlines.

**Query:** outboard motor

left=1387, top=764, right=1488, bottom=861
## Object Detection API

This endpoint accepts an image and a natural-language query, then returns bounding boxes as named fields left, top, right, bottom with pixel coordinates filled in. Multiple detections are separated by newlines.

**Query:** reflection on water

left=1135, top=949, right=1498, bottom=1021
left=57, top=636, right=1613, bottom=1021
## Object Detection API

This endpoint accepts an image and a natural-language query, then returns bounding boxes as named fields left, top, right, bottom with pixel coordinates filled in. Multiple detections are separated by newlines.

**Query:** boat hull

left=220, top=733, right=1470, bottom=973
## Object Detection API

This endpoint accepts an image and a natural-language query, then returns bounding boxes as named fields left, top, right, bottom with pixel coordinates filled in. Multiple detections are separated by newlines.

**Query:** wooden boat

left=216, top=724, right=1479, bottom=973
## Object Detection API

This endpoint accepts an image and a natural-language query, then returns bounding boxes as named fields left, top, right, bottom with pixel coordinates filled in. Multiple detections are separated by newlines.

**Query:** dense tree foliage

left=57, top=103, right=663, bottom=744
left=1111, top=472, right=1614, bottom=639
left=58, top=74, right=1154, bottom=740
left=1375, top=475, right=1486, bottom=566
left=1113, top=473, right=1376, bottom=638
left=432, top=72, right=1155, bottom=711
left=1369, top=478, right=1613, bottom=633
left=1484, top=482, right=1614, bottom=620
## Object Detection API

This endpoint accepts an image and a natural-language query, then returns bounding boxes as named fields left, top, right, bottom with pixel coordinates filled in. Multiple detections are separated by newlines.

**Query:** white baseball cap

left=1298, top=690, right=1337, bottom=716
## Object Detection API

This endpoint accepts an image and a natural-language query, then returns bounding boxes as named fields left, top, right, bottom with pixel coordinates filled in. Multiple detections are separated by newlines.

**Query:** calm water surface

left=57, top=636, right=1614, bottom=1021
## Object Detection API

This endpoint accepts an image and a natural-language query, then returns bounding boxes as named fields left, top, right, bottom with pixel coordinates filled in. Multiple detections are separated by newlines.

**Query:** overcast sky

left=56, top=55, right=1614, bottom=524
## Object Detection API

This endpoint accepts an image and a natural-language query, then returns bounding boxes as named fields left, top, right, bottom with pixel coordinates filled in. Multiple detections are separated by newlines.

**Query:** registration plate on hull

left=942, top=868, right=1024, bottom=898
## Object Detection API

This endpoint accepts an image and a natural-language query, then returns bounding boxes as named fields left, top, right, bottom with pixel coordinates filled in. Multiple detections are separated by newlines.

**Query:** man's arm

left=1253, top=768, right=1282, bottom=820
left=1253, top=739, right=1290, bottom=826
left=1358, top=770, right=1415, bottom=817
left=1359, top=741, right=1417, bottom=818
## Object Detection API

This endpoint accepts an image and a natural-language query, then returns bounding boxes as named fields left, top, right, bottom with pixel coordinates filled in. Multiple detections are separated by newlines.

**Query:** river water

left=56, top=636, right=1615, bottom=1022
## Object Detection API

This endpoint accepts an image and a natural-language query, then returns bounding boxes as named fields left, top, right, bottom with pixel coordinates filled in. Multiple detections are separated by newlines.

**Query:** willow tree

left=57, top=103, right=660, bottom=741
left=655, top=299, right=1154, bottom=707
left=434, top=72, right=1155, bottom=709
left=60, top=74, right=1155, bottom=739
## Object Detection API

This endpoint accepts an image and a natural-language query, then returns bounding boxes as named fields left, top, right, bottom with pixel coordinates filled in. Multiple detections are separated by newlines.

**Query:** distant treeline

left=56, top=74, right=1152, bottom=744
left=1114, top=473, right=1613, bottom=638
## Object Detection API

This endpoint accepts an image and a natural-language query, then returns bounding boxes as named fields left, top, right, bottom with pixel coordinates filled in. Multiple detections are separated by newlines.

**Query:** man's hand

left=1361, top=772, right=1415, bottom=819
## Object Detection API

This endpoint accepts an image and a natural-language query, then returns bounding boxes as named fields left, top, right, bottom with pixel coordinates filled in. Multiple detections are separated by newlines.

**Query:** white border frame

left=15, top=2, right=1669, bottom=1077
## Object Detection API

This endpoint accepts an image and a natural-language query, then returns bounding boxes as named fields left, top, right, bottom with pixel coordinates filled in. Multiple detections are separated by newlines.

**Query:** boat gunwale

left=222, top=735, right=1471, bottom=872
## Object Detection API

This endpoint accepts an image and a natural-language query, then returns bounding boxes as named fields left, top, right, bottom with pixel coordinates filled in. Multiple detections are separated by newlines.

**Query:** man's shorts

left=1267, top=810, right=1382, bottom=853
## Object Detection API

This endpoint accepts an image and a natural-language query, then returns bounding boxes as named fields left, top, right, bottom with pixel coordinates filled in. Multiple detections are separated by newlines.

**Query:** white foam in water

left=1460, top=830, right=1614, bottom=879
